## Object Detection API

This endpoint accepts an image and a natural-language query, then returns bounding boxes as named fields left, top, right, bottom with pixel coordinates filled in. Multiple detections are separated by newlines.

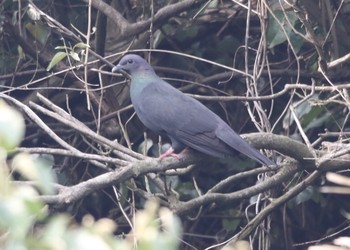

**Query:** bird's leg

left=159, top=147, right=178, bottom=160
left=159, top=147, right=189, bottom=161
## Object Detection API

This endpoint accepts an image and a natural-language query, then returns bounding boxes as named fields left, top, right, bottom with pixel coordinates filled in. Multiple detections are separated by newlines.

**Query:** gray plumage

left=112, top=54, right=274, bottom=166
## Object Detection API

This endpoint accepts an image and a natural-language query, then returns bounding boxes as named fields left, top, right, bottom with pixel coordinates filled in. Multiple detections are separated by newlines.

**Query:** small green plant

left=46, top=42, right=89, bottom=71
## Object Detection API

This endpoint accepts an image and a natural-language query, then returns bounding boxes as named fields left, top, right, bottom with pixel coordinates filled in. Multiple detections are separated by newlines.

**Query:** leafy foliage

left=0, top=101, right=181, bottom=250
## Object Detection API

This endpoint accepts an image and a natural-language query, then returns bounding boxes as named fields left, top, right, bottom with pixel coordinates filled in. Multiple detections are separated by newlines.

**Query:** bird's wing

left=177, top=118, right=274, bottom=165
left=175, top=128, right=232, bottom=158
left=215, top=123, right=275, bottom=166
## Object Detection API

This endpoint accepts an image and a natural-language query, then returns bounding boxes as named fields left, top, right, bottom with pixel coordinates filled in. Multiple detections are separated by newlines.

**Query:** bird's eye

left=127, top=59, right=133, bottom=64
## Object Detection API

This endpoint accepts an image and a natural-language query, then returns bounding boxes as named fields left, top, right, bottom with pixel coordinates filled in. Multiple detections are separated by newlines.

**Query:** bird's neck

left=130, top=71, right=158, bottom=99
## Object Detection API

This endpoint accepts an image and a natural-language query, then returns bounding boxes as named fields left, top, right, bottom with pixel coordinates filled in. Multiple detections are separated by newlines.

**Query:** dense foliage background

left=1, top=0, right=350, bottom=249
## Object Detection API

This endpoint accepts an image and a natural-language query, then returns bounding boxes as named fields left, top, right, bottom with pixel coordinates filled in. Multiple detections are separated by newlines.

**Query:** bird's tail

left=216, top=125, right=275, bottom=166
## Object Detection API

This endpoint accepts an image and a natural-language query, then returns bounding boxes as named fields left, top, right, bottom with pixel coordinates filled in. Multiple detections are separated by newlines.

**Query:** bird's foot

left=159, top=147, right=180, bottom=161
left=159, top=147, right=189, bottom=161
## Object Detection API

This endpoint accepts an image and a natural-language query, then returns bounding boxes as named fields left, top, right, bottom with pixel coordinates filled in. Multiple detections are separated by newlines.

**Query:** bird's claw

left=158, top=147, right=181, bottom=161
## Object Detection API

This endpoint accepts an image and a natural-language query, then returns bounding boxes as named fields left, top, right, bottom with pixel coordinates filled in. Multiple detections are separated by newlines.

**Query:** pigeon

left=112, top=54, right=274, bottom=166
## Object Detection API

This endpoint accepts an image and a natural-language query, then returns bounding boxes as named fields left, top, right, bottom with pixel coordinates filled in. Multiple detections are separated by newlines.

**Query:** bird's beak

left=112, top=65, right=129, bottom=78
left=112, top=64, right=122, bottom=73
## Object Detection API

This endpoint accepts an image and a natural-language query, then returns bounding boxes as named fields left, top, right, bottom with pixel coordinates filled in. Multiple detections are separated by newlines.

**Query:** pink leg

left=158, top=147, right=189, bottom=161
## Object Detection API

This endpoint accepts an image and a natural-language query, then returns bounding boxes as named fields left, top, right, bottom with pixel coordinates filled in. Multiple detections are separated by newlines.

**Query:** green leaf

left=175, top=26, right=200, bottom=42
left=289, top=186, right=317, bottom=206
left=208, top=0, right=218, bottom=8
left=222, top=210, right=241, bottom=231
left=137, top=138, right=154, bottom=155
left=73, top=42, right=90, bottom=50
left=25, top=22, right=50, bottom=45
left=0, top=196, right=33, bottom=238
left=11, top=153, right=57, bottom=195
left=222, top=218, right=241, bottom=231
left=152, top=30, right=164, bottom=48
left=46, top=51, right=67, bottom=71
left=17, top=45, right=25, bottom=60
left=0, top=101, right=25, bottom=151
left=26, top=4, right=41, bottom=21
left=302, top=107, right=329, bottom=131
left=69, top=51, right=80, bottom=61
left=283, top=94, right=321, bottom=130
left=267, top=10, right=303, bottom=52
left=55, top=45, right=69, bottom=50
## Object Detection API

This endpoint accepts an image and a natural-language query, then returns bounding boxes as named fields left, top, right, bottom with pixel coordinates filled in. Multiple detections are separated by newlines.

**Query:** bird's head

left=112, top=54, right=155, bottom=77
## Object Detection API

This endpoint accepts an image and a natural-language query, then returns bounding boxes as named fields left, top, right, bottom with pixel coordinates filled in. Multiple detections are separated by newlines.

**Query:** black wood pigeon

left=112, top=54, right=274, bottom=166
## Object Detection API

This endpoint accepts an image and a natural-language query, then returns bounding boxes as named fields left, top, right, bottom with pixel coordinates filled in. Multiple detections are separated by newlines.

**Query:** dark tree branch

left=172, top=161, right=300, bottom=216
left=40, top=155, right=197, bottom=205
left=84, top=0, right=208, bottom=42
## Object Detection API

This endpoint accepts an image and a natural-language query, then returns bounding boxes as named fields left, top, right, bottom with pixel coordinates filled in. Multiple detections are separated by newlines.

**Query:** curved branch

left=85, top=0, right=207, bottom=41
left=244, top=133, right=315, bottom=167
left=172, top=162, right=299, bottom=216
